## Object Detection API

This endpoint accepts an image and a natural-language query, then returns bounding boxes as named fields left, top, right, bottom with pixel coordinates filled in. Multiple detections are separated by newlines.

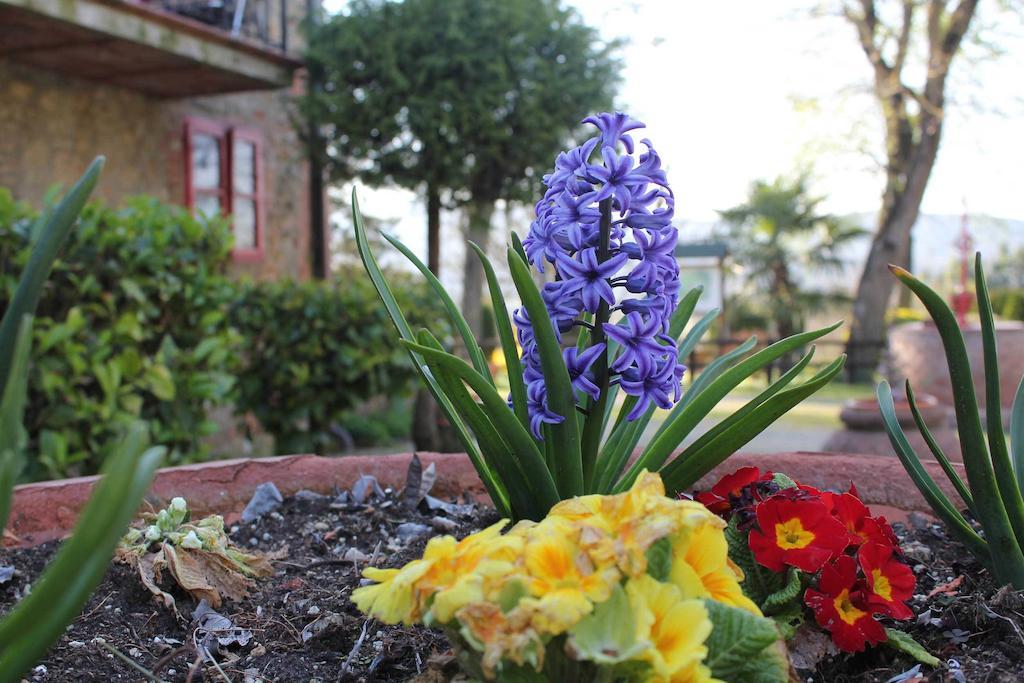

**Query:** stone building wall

left=0, top=58, right=312, bottom=281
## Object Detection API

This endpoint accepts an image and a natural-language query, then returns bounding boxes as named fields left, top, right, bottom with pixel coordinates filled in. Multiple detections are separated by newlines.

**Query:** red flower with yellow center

left=804, top=555, right=887, bottom=653
left=822, top=491, right=899, bottom=550
left=858, top=542, right=915, bottom=620
left=748, top=496, right=848, bottom=573
left=694, top=466, right=772, bottom=515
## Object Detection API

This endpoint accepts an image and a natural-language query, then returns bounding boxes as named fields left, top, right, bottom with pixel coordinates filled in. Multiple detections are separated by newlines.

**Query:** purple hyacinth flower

left=620, top=358, right=678, bottom=420
left=555, top=248, right=629, bottom=313
left=583, top=112, right=645, bottom=154
left=588, top=147, right=651, bottom=213
left=604, top=312, right=669, bottom=374
left=563, top=343, right=606, bottom=401
left=526, top=380, right=565, bottom=438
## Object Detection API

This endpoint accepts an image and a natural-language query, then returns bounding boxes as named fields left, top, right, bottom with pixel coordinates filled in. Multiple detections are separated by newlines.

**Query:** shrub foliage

left=0, top=190, right=238, bottom=478
left=230, top=266, right=450, bottom=455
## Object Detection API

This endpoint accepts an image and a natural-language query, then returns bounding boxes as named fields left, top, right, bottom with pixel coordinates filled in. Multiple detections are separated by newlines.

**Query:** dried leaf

left=193, top=599, right=253, bottom=660
left=164, top=544, right=255, bottom=607
left=137, top=548, right=178, bottom=613
left=403, top=454, right=423, bottom=509
left=926, top=575, right=964, bottom=599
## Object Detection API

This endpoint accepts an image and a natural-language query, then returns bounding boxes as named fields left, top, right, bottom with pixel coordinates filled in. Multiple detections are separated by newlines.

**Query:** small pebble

left=313, top=521, right=330, bottom=532
left=168, top=670, right=177, bottom=677
left=307, top=605, right=321, bottom=615
left=68, top=641, right=85, bottom=648
left=231, top=525, right=240, bottom=534
left=262, top=532, right=271, bottom=542
left=249, top=537, right=259, bottom=546
left=270, top=512, right=284, bottom=521
left=129, top=647, right=141, bottom=658
left=395, top=522, right=431, bottom=541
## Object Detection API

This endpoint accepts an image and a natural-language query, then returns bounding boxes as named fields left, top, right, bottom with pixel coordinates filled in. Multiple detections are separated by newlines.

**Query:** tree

left=304, top=0, right=620, bottom=336
left=304, top=0, right=619, bottom=451
left=838, top=0, right=980, bottom=380
left=718, top=176, right=864, bottom=365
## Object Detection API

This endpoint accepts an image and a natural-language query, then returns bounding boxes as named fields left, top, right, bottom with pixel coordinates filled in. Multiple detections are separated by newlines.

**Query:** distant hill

left=678, top=213, right=1024, bottom=295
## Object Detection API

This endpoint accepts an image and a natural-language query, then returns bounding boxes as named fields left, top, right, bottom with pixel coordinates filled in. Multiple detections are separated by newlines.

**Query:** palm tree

left=717, top=176, right=865, bottom=368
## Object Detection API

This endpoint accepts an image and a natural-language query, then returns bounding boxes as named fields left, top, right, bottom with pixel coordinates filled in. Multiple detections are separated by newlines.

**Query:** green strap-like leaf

left=382, top=232, right=492, bottom=383
left=905, top=382, right=975, bottom=517
left=975, top=254, right=1024, bottom=550
left=352, top=190, right=503, bottom=512
left=654, top=348, right=817, bottom=497
left=402, top=339, right=560, bottom=516
left=0, top=157, right=103, bottom=398
left=0, top=425, right=163, bottom=680
left=0, top=318, right=32, bottom=533
left=620, top=322, right=841, bottom=492
left=877, top=380, right=990, bottom=562
left=883, top=628, right=941, bottom=667
left=507, top=248, right=582, bottom=497
left=593, top=303, right=717, bottom=494
left=1012, top=375, right=1024, bottom=495
left=891, top=265, right=1024, bottom=586
left=470, top=242, right=530, bottom=433
left=658, top=355, right=846, bottom=493
left=414, top=330, right=512, bottom=516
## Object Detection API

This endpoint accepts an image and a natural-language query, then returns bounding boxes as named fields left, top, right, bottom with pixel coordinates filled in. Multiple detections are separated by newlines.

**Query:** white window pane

left=233, top=140, right=255, bottom=195
left=195, top=194, right=221, bottom=218
left=234, top=198, right=257, bottom=249
left=191, top=133, right=221, bottom=190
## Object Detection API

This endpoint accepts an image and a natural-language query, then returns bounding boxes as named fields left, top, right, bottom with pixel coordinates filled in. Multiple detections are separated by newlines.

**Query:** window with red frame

left=184, top=119, right=263, bottom=260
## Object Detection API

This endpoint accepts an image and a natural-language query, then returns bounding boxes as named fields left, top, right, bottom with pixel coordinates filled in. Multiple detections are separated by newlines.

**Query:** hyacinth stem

left=580, top=198, right=614, bottom=488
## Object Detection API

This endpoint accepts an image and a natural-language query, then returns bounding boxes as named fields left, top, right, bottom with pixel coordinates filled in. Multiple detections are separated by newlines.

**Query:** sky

left=327, top=0, right=1024, bottom=285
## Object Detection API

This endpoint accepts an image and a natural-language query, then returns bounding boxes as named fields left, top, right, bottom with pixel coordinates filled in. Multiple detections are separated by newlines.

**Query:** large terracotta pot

left=889, top=321, right=1024, bottom=413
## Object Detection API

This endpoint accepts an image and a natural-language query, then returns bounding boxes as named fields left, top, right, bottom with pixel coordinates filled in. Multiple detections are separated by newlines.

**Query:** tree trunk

left=426, top=182, right=441, bottom=275
left=413, top=183, right=445, bottom=452
left=461, top=200, right=494, bottom=339
left=845, top=118, right=943, bottom=382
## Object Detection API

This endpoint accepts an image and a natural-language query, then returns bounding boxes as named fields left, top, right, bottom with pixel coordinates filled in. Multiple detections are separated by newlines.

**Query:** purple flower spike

left=555, top=249, right=629, bottom=313
left=564, top=344, right=606, bottom=401
left=583, top=111, right=646, bottom=153
left=526, top=380, right=565, bottom=438
left=516, top=112, right=683, bottom=433
left=603, top=312, right=668, bottom=375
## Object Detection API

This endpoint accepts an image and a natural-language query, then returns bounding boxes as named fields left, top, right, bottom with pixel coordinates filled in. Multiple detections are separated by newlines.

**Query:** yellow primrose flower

left=431, top=558, right=522, bottom=624
left=549, top=471, right=687, bottom=576
left=626, top=575, right=720, bottom=683
left=521, top=522, right=619, bottom=634
left=457, top=600, right=546, bottom=676
left=351, top=562, right=431, bottom=624
left=670, top=518, right=762, bottom=616
left=354, top=520, right=514, bottom=624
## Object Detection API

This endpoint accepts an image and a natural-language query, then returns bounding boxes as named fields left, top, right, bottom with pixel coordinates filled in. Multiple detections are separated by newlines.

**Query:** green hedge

left=0, top=190, right=239, bottom=479
left=990, top=288, right=1024, bottom=322
left=2, top=187, right=452, bottom=479
left=229, top=266, right=450, bottom=455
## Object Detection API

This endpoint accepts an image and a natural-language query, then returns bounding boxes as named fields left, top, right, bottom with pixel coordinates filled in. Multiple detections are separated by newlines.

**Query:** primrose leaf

left=567, top=583, right=647, bottom=664
left=645, top=537, right=672, bottom=582
left=725, top=517, right=784, bottom=606
left=762, top=567, right=803, bottom=613
left=703, top=599, right=787, bottom=683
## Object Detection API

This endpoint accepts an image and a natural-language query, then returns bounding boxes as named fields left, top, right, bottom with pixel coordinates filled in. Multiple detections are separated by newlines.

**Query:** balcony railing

left=153, top=0, right=290, bottom=53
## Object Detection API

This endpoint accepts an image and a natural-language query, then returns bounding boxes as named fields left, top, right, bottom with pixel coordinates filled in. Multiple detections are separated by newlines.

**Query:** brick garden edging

left=5, top=451, right=962, bottom=548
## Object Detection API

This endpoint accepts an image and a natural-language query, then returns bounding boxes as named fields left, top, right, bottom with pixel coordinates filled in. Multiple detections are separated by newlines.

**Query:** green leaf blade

left=506, top=248, right=582, bottom=498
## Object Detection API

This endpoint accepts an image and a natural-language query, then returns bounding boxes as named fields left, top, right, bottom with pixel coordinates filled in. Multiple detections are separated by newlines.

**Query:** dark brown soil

left=0, top=487, right=498, bottom=682
left=2, top=490, right=1021, bottom=682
